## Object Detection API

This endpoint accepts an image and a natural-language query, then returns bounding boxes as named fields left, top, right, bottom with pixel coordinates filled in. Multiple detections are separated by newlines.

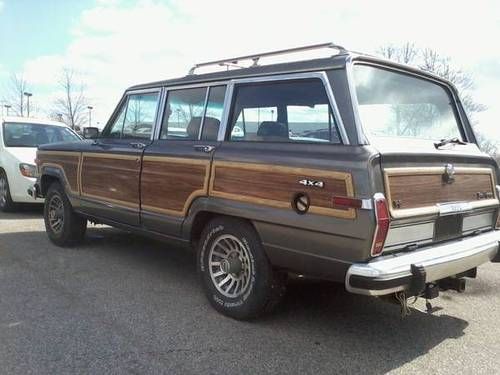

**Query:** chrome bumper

left=346, top=230, right=500, bottom=296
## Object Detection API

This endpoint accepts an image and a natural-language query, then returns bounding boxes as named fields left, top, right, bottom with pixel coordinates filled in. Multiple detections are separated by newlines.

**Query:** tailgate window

left=353, top=64, right=462, bottom=142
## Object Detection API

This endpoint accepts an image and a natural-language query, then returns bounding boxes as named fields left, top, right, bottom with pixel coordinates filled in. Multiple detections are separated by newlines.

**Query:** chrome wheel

left=209, top=234, right=252, bottom=298
left=0, top=176, right=7, bottom=206
left=48, top=194, right=64, bottom=234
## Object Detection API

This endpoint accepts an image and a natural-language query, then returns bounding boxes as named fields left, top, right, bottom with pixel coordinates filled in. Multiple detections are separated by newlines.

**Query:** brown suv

left=32, top=43, right=500, bottom=319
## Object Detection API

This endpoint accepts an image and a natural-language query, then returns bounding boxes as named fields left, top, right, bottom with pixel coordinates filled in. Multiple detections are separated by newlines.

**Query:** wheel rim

left=208, top=234, right=252, bottom=298
left=48, top=194, right=64, bottom=234
left=0, top=176, right=7, bottom=206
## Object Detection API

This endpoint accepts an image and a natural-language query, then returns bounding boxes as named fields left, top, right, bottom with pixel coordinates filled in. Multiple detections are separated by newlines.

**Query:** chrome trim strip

left=152, top=87, right=167, bottom=141
left=198, top=87, right=211, bottom=140
left=218, top=82, right=234, bottom=141
left=219, top=72, right=349, bottom=144
left=345, top=55, right=368, bottom=144
left=346, top=230, right=500, bottom=296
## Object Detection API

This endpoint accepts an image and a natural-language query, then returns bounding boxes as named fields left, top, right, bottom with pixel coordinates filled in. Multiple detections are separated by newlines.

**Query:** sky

left=0, top=0, right=499, bottom=142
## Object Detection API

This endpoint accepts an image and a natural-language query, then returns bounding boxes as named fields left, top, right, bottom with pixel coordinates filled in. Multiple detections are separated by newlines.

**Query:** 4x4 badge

left=299, top=179, right=324, bottom=188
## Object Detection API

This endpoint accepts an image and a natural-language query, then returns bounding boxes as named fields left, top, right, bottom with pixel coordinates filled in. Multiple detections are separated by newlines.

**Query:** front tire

left=44, top=181, right=87, bottom=247
left=0, top=171, right=16, bottom=212
left=198, top=217, right=286, bottom=320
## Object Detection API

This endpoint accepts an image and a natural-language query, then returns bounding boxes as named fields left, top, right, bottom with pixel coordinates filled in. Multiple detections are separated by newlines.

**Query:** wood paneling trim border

left=141, top=156, right=211, bottom=217
left=80, top=152, right=141, bottom=209
left=384, top=166, right=499, bottom=219
left=209, top=161, right=356, bottom=219
left=37, top=151, right=82, bottom=195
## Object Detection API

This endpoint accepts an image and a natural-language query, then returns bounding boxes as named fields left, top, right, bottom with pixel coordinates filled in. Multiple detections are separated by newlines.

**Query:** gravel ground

left=1, top=208, right=499, bottom=374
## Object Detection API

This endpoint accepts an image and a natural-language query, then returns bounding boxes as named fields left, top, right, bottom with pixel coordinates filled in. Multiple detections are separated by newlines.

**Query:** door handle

left=130, top=142, right=146, bottom=149
left=193, top=145, right=216, bottom=153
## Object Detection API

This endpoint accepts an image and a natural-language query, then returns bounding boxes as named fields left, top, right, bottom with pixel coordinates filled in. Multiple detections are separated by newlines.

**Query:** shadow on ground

left=0, top=226, right=469, bottom=374
left=0, top=204, right=43, bottom=220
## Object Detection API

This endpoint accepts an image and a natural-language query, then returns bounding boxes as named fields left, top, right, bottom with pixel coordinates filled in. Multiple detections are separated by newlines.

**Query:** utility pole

left=24, top=92, right=32, bottom=117
left=87, top=106, right=93, bottom=127
left=4, top=104, right=11, bottom=116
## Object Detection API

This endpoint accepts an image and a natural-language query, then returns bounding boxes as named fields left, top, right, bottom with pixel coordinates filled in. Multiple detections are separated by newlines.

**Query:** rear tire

left=0, top=171, right=16, bottom=212
left=44, top=181, right=87, bottom=247
left=198, top=217, right=286, bottom=320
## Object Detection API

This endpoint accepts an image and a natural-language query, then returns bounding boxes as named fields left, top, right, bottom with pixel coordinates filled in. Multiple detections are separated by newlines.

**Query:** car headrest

left=186, top=117, right=202, bottom=139
left=257, top=121, right=288, bottom=138
left=201, top=117, right=220, bottom=141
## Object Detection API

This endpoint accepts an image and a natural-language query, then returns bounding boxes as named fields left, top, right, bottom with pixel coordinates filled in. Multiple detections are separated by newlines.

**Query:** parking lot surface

left=1, top=208, right=499, bottom=374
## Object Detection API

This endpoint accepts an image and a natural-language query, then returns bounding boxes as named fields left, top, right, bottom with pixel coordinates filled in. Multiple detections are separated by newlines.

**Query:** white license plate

left=437, top=202, right=473, bottom=216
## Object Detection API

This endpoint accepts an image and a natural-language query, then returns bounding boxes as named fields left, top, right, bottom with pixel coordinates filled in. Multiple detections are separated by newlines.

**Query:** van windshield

left=3, top=122, right=80, bottom=147
left=353, top=64, right=463, bottom=141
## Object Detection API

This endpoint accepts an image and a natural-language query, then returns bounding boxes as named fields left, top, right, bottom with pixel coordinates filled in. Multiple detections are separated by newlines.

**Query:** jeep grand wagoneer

left=32, top=43, right=500, bottom=319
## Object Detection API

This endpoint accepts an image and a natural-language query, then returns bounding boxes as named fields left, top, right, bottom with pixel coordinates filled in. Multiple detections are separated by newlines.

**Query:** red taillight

left=371, top=193, right=390, bottom=256
left=332, top=196, right=363, bottom=209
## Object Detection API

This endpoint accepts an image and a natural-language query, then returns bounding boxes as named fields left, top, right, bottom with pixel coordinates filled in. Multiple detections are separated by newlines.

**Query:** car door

left=80, top=89, right=161, bottom=226
left=140, top=84, right=227, bottom=237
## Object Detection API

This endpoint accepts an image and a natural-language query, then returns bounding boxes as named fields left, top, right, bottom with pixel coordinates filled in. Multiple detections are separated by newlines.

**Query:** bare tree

left=52, top=69, right=87, bottom=130
left=1, top=73, right=30, bottom=116
left=377, top=43, right=495, bottom=155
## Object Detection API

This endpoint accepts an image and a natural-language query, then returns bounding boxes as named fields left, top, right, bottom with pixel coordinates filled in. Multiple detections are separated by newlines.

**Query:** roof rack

left=188, top=42, right=347, bottom=75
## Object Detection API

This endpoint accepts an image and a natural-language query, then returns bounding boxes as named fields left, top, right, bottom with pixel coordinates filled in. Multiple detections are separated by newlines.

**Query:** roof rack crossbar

left=188, top=42, right=347, bottom=75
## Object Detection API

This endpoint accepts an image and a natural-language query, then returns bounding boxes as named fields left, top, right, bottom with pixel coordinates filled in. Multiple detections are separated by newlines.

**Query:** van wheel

left=44, top=181, right=87, bottom=247
left=198, top=217, right=286, bottom=320
left=0, top=171, right=16, bottom=212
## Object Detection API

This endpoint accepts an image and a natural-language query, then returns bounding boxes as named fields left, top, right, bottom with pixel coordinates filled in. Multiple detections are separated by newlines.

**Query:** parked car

left=0, top=116, right=81, bottom=211
left=33, top=43, right=500, bottom=319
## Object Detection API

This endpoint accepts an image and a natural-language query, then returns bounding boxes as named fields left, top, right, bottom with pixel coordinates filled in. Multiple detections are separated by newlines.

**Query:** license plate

left=434, top=214, right=463, bottom=242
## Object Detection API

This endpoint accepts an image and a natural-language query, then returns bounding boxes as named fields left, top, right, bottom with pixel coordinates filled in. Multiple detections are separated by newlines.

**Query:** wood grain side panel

left=210, top=161, right=355, bottom=219
left=38, top=151, right=80, bottom=194
left=388, top=172, right=494, bottom=210
left=81, top=154, right=140, bottom=208
left=141, top=157, right=209, bottom=216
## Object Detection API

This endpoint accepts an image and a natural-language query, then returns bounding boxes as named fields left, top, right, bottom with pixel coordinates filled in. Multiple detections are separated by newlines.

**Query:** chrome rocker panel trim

left=346, top=230, right=500, bottom=296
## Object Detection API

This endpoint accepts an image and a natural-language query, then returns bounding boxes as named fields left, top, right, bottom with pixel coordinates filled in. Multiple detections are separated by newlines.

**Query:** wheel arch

left=39, top=167, right=65, bottom=196
left=184, top=200, right=261, bottom=247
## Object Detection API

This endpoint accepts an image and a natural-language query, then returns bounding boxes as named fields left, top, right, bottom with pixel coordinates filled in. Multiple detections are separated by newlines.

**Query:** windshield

left=353, top=64, right=463, bottom=141
left=2, top=122, right=80, bottom=147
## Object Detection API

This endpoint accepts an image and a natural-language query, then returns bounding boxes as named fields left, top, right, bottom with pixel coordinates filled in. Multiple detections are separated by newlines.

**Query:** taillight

left=371, top=193, right=390, bottom=256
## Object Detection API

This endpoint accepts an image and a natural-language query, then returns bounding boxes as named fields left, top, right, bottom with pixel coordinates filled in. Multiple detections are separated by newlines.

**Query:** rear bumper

left=346, top=230, right=500, bottom=296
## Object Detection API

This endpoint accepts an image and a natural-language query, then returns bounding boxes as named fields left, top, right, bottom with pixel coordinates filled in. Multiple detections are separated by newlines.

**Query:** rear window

left=2, top=122, right=80, bottom=147
left=228, top=79, right=341, bottom=144
left=353, top=64, right=463, bottom=141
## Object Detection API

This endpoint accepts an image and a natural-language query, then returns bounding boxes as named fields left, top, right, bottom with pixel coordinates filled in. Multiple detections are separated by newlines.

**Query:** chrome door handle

left=193, top=145, right=216, bottom=153
left=130, top=142, right=146, bottom=149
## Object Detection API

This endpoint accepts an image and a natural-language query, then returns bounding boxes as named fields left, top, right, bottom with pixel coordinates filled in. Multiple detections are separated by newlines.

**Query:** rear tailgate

left=378, top=142, right=499, bottom=253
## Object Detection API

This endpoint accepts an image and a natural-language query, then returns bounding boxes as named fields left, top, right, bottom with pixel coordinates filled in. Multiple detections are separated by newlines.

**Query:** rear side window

left=160, top=85, right=226, bottom=141
left=228, top=79, right=340, bottom=143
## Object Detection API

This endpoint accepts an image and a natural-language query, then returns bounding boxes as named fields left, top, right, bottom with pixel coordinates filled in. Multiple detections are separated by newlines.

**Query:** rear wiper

left=434, top=137, right=467, bottom=149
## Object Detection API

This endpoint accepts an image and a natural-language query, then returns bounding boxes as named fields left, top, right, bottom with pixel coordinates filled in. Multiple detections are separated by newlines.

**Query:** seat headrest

left=201, top=117, right=220, bottom=141
left=186, top=117, right=202, bottom=139
left=257, top=121, right=288, bottom=138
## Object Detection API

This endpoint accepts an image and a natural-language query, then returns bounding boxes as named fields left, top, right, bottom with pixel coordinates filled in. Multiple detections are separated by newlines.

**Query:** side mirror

left=83, top=127, right=99, bottom=139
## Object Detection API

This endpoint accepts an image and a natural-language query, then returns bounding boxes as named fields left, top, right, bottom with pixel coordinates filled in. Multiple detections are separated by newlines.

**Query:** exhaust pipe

left=439, top=277, right=466, bottom=293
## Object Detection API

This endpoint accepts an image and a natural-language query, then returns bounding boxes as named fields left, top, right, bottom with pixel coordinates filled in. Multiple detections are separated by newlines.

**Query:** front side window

left=122, top=93, right=159, bottom=139
left=2, top=123, right=80, bottom=147
left=228, top=79, right=341, bottom=143
left=102, top=92, right=159, bottom=139
left=353, top=64, right=462, bottom=141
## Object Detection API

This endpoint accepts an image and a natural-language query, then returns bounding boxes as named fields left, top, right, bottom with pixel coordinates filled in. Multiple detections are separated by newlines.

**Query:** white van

left=0, top=117, right=81, bottom=211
